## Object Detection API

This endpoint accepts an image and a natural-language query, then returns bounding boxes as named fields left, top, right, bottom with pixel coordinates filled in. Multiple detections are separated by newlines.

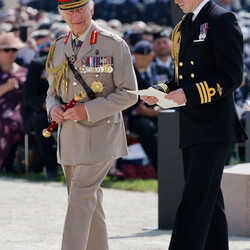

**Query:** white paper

left=127, top=87, right=185, bottom=109
left=122, top=143, right=147, bottom=160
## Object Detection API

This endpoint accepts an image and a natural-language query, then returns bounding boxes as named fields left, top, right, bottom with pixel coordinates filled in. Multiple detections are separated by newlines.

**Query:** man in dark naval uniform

left=141, top=0, right=248, bottom=249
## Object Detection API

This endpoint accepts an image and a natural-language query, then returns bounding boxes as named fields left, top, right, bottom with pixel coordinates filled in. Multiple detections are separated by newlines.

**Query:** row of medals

left=80, top=64, right=113, bottom=74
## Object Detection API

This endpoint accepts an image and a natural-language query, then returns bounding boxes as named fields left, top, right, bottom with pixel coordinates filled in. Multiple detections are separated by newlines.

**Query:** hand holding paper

left=127, top=87, right=186, bottom=109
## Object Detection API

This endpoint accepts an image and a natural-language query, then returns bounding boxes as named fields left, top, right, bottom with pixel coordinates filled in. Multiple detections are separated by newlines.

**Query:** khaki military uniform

left=46, top=21, right=137, bottom=250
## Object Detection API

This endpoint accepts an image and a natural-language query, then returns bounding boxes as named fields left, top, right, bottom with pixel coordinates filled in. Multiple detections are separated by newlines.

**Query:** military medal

left=91, top=80, right=104, bottom=94
left=81, top=65, right=87, bottom=73
left=69, top=52, right=77, bottom=64
left=104, top=64, right=110, bottom=73
left=70, top=40, right=83, bottom=64
left=199, top=23, right=208, bottom=40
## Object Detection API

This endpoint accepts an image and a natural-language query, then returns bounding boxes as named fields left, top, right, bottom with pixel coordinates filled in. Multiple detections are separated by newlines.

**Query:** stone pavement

left=0, top=177, right=249, bottom=250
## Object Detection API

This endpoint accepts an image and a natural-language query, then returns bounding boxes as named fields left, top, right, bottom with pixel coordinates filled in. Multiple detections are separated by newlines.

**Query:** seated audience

left=124, top=40, right=172, bottom=170
left=153, top=30, right=174, bottom=78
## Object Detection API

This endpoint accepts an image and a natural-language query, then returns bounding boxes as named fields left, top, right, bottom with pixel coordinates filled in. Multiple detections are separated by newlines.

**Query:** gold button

left=73, top=82, right=77, bottom=86
left=190, top=61, right=194, bottom=65
left=179, top=75, right=183, bottom=80
left=107, top=119, right=111, bottom=124
left=179, top=62, right=183, bottom=67
left=191, top=73, right=195, bottom=78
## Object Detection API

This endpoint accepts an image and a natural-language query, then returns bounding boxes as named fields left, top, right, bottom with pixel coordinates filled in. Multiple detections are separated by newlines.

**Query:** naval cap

left=58, top=0, right=89, bottom=10
left=133, top=40, right=153, bottom=55
left=153, top=30, right=169, bottom=41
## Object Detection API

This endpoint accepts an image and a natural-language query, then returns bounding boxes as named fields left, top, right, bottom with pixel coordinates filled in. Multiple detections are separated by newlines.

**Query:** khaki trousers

left=61, top=160, right=112, bottom=250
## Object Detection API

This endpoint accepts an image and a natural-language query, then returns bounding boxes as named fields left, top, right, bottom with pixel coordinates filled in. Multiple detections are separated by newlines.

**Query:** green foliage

left=101, top=176, right=158, bottom=192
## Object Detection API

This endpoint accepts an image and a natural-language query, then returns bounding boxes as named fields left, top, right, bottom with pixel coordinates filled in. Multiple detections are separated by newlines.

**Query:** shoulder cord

left=171, top=20, right=182, bottom=86
left=45, top=39, right=69, bottom=98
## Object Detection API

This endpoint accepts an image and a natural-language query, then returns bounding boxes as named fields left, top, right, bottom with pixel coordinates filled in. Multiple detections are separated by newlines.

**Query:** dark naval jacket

left=165, top=0, right=248, bottom=148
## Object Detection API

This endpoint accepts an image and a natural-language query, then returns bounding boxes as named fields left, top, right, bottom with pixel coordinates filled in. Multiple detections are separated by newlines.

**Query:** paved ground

left=0, top=177, right=249, bottom=250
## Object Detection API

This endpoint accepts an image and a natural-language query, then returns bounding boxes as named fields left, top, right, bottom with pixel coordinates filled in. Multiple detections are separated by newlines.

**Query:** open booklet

left=127, top=87, right=186, bottom=109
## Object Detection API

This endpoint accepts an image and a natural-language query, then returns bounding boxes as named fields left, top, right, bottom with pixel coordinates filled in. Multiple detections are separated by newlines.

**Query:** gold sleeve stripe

left=203, top=81, right=211, bottom=103
left=196, top=83, right=204, bottom=104
left=158, top=83, right=170, bottom=93
left=200, top=82, right=208, bottom=103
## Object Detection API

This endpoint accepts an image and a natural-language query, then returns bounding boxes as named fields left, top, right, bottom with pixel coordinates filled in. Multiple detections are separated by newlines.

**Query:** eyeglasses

left=1, top=48, right=18, bottom=53
left=38, top=42, right=51, bottom=50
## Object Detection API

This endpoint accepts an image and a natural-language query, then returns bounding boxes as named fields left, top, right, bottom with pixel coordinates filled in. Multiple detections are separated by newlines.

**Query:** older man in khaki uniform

left=45, top=0, right=137, bottom=249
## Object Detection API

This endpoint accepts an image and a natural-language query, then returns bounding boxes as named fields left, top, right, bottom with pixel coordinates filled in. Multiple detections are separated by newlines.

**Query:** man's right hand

left=140, top=96, right=159, bottom=105
left=50, top=104, right=66, bottom=123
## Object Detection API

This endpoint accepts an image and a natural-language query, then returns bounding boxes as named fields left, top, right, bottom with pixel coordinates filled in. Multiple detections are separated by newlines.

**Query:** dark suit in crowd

left=116, top=0, right=142, bottom=24
left=152, top=1, right=248, bottom=249
left=23, top=54, right=58, bottom=177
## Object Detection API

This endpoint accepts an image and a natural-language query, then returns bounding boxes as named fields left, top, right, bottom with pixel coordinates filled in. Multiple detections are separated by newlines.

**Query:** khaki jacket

left=46, top=21, right=138, bottom=165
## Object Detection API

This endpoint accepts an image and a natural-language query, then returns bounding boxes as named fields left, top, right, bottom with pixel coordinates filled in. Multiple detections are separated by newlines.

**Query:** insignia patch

left=91, top=49, right=104, bottom=55
left=90, top=30, right=98, bottom=44
left=216, top=83, right=223, bottom=96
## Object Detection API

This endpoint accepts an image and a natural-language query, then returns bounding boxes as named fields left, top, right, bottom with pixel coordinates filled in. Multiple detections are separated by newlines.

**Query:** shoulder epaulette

left=98, top=28, right=122, bottom=42
left=53, top=34, right=68, bottom=45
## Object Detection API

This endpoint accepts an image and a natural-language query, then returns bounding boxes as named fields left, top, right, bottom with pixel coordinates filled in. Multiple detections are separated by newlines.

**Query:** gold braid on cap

left=59, top=0, right=89, bottom=10
left=171, top=19, right=182, bottom=86
left=45, top=37, right=69, bottom=98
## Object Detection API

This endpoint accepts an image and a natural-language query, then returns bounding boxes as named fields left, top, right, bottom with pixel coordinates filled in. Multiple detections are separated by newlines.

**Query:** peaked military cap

left=58, top=0, right=89, bottom=10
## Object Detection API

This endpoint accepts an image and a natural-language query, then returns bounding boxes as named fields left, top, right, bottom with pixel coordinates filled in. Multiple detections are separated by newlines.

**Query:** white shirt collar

left=155, top=56, right=171, bottom=68
left=72, top=20, right=93, bottom=42
left=192, top=0, right=210, bottom=21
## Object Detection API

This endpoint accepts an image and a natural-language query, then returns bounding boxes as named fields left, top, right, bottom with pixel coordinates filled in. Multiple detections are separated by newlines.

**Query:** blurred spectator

left=123, top=29, right=142, bottom=53
left=93, top=0, right=112, bottom=21
left=241, top=0, right=250, bottom=11
left=15, top=26, right=37, bottom=68
left=23, top=29, right=58, bottom=178
left=0, top=33, right=27, bottom=172
left=144, top=0, right=173, bottom=27
left=116, top=0, right=143, bottom=24
left=217, top=0, right=242, bottom=12
left=153, top=30, right=174, bottom=78
left=20, top=0, right=58, bottom=12
left=124, top=40, right=172, bottom=170
left=235, top=64, right=250, bottom=126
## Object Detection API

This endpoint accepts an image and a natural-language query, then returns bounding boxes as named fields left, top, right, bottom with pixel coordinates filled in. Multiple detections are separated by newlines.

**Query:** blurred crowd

left=0, top=0, right=249, bottom=178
